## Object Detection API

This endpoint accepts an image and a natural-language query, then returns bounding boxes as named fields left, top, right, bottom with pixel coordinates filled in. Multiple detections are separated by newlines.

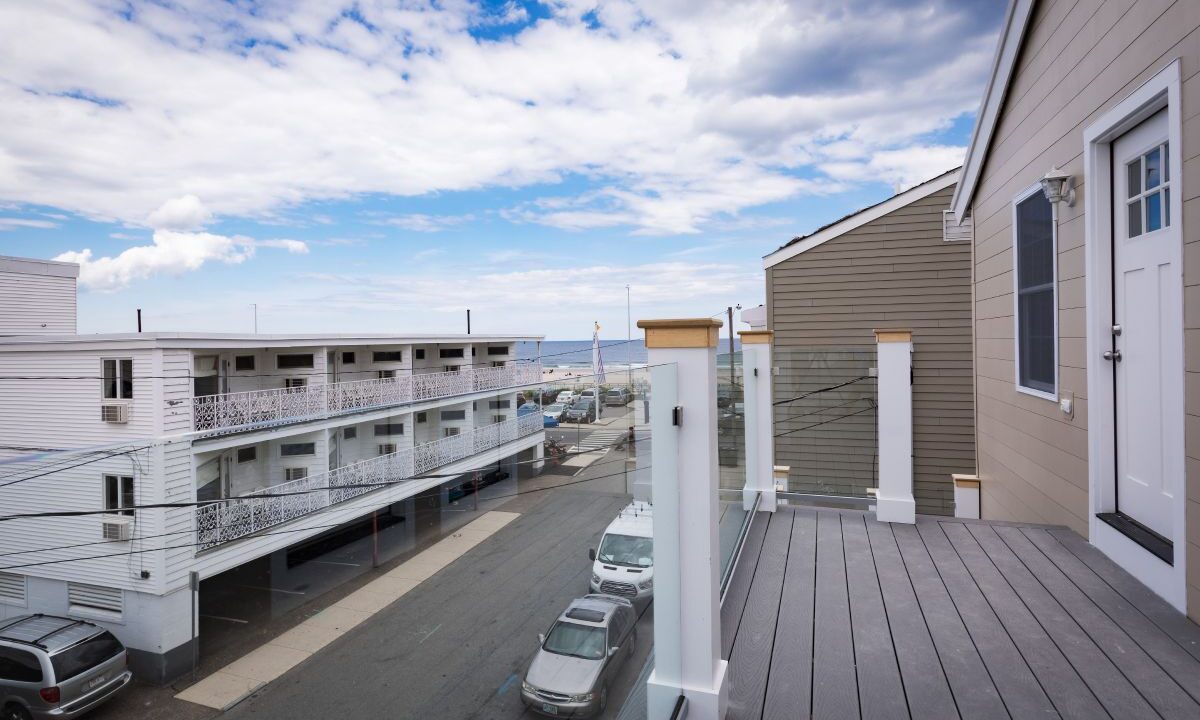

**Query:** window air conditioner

left=100, top=404, right=129, bottom=424
left=101, top=516, right=132, bottom=541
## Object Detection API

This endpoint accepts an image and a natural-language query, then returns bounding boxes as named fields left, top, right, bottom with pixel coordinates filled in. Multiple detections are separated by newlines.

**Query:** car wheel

left=629, top=629, right=637, bottom=656
left=598, top=685, right=609, bottom=712
left=3, top=705, right=31, bottom=720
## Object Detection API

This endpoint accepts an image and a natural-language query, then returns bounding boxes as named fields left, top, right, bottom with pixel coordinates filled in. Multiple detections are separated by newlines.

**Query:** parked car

left=522, top=595, right=638, bottom=718
left=448, top=468, right=511, bottom=502
left=555, top=390, right=577, bottom=405
left=604, top=387, right=631, bottom=407
left=543, top=414, right=559, bottom=428
left=517, top=402, right=541, bottom=417
left=543, top=403, right=567, bottom=422
left=589, top=502, right=653, bottom=607
left=562, top=399, right=596, bottom=424
left=0, top=614, right=132, bottom=720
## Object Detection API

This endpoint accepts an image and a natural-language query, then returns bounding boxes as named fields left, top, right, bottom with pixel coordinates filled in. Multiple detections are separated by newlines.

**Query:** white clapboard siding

left=943, top=209, right=973, bottom=242
left=0, top=263, right=77, bottom=335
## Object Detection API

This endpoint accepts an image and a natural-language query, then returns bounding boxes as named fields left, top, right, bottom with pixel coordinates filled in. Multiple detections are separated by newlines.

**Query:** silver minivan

left=521, top=595, right=637, bottom=717
left=0, top=615, right=132, bottom=719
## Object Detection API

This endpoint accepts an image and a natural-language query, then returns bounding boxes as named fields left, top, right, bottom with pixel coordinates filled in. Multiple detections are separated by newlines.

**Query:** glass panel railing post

left=874, top=330, right=915, bottom=523
left=739, top=330, right=776, bottom=512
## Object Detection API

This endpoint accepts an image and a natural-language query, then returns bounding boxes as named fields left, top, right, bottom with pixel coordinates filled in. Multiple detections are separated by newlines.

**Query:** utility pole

left=466, top=309, right=471, bottom=335
left=727, top=306, right=736, bottom=389
left=136, top=308, right=142, bottom=333
left=626, top=285, right=632, bottom=390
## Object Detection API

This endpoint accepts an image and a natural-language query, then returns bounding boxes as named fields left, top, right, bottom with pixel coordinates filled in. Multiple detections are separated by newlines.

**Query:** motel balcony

left=184, top=353, right=542, bottom=436
left=194, top=411, right=543, bottom=549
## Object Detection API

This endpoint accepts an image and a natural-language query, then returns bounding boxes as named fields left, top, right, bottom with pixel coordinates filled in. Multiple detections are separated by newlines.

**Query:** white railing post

left=738, top=329, right=776, bottom=512
left=639, top=318, right=728, bottom=720
left=874, top=329, right=915, bottom=524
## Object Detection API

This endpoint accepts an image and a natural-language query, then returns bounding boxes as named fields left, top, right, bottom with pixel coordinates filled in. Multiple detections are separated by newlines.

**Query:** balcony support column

left=874, top=329, right=915, bottom=524
left=739, top=330, right=775, bottom=512
left=639, top=318, right=728, bottom=720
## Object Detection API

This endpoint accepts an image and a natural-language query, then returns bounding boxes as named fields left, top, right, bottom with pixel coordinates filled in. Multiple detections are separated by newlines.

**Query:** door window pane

left=1127, top=158, right=1140, bottom=197
left=1127, top=200, right=1142, bottom=238
left=1144, top=147, right=1161, bottom=189
left=1147, top=191, right=1162, bottom=232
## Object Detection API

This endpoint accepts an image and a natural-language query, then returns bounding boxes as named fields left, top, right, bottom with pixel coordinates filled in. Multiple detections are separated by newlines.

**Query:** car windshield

left=546, top=404, right=564, bottom=412
left=50, top=631, right=123, bottom=682
left=543, top=621, right=606, bottom=660
left=597, top=533, right=653, bottom=568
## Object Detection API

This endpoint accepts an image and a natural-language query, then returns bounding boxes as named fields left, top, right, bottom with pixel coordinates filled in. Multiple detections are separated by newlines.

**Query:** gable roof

left=762, top=167, right=960, bottom=270
left=949, top=0, right=1036, bottom=222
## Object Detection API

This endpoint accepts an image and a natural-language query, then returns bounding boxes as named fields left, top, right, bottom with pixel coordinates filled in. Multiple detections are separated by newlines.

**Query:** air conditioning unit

left=378, top=443, right=397, bottom=456
left=100, top=404, right=129, bottom=424
left=101, top=516, right=132, bottom=541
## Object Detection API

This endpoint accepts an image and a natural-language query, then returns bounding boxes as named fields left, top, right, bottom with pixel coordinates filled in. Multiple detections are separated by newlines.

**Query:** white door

left=1111, top=109, right=1181, bottom=540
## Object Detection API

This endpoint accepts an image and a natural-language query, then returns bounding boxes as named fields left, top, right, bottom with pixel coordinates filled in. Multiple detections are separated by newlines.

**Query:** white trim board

left=1082, top=59, right=1186, bottom=612
left=763, top=168, right=960, bottom=269
left=950, top=0, right=1036, bottom=223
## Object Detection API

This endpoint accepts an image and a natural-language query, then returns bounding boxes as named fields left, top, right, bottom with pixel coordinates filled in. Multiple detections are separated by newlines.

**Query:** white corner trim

left=1011, top=182, right=1059, bottom=402
left=763, top=169, right=960, bottom=269
left=1083, top=59, right=1185, bottom=612
left=950, top=0, right=1036, bottom=223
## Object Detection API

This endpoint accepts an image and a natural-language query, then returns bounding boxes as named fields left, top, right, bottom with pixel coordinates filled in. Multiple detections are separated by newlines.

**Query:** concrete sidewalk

left=175, top=511, right=519, bottom=711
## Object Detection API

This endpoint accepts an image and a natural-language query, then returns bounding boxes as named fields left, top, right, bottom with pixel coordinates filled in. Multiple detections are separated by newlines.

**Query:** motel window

left=280, top=443, right=316, bottom=457
left=416, top=412, right=427, bottom=423
left=487, top=346, right=508, bottom=356
left=344, top=427, right=357, bottom=440
left=235, top=355, right=256, bottom=371
left=373, top=351, right=403, bottom=363
left=277, top=353, right=314, bottom=369
left=374, top=423, right=404, bottom=436
left=414, top=349, right=425, bottom=360
left=1014, top=188, right=1056, bottom=396
left=103, top=475, right=135, bottom=516
left=489, top=400, right=511, bottom=409
left=236, top=447, right=257, bottom=464
left=441, top=410, right=466, bottom=421
left=101, top=358, right=133, bottom=400
left=439, top=348, right=464, bottom=359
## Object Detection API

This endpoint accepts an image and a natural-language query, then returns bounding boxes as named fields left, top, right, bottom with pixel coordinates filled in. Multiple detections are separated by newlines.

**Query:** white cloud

left=0, top=218, right=57, bottom=231
left=821, top=145, right=967, bottom=191
left=145, top=194, right=212, bottom=230
left=54, top=231, right=308, bottom=291
left=377, top=214, right=475, bottom=232
left=0, top=1, right=1003, bottom=234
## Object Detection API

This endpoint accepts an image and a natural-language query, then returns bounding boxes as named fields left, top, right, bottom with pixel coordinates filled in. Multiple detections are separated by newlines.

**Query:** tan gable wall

left=767, top=184, right=975, bottom=516
left=967, top=0, right=1199, bottom=619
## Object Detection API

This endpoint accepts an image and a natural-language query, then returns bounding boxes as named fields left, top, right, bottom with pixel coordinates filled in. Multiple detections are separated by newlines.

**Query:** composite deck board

left=762, top=509, right=816, bottom=720
left=995, top=525, right=1200, bottom=718
left=811, top=512, right=859, bottom=720
left=911, top=520, right=1060, bottom=719
left=841, top=514, right=910, bottom=720
left=724, top=507, right=1200, bottom=720
left=1020, top=527, right=1200, bottom=703
left=961, top=523, right=1158, bottom=718
left=721, top=508, right=770, bottom=658
left=940, top=521, right=1110, bottom=720
left=863, top=520, right=961, bottom=720
left=726, top=511, right=792, bottom=720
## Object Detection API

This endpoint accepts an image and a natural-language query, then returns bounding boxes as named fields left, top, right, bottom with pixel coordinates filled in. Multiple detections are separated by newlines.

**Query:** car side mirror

left=608, top=646, right=620, bottom=658
left=538, top=633, right=546, bottom=645
left=588, top=548, right=596, bottom=561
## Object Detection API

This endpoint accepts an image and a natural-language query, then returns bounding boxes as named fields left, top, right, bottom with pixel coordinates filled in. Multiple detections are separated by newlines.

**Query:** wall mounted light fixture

left=1039, top=166, right=1076, bottom=207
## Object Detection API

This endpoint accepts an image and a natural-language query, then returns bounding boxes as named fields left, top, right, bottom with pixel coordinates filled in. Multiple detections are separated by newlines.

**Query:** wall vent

left=68, top=582, right=123, bottom=616
left=0, top=572, right=26, bottom=605
left=943, top=209, right=973, bottom=242
left=100, top=403, right=129, bottom=423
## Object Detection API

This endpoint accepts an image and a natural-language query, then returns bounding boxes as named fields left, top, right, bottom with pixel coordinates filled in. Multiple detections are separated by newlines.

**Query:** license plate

left=87, top=674, right=107, bottom=690
left=541, top=703, right=559, bottom=715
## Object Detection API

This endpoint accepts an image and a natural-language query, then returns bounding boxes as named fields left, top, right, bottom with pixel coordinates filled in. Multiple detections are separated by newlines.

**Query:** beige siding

left=967, top=0, right=1200, bottom=618
left=767, top=184, right=976, bottom=516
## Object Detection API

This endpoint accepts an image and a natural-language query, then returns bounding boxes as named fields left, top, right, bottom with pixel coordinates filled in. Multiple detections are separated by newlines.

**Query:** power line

left=0, top=463, right=646, bottom=572
left=772, top=375, right=872, bottom=406
left=773, top=400, right=876, bottom=439
left=0, top=444, right=155, bottom=490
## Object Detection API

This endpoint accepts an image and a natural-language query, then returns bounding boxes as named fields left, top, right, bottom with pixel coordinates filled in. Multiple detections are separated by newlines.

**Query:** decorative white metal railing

left=190, top=363, right=542, bottom=433
left=195, top=412, right=544, bottom=549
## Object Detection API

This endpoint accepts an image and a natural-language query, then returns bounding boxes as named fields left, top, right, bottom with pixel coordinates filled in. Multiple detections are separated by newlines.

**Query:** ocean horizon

left=517, top=338, right=742, bottom=366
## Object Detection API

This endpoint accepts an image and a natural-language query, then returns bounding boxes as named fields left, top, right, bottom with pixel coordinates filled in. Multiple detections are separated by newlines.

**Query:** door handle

left=1103, top=350, right=1122, bottom=362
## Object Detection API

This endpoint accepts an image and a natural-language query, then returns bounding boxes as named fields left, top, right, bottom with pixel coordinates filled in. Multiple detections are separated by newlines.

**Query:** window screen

left=374, top=423, right=404, bottom=436
left=487, top=346, right=508, bottom=355
left=277, top=353, right=314, bottom=369
left=1015, top=191, right=1056, bottom=394
left=280, top=443, right=316, bottom=457
left=235, top=355, right=256, bottom=371
left=441, top=410, right=466, bottom=421
left=439, top=348, right=464, bottom=359
left=373, top=351, right=404, bottom=362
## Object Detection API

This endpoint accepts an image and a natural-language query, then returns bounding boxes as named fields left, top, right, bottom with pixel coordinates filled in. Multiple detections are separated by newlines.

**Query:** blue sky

left=0, top=1, right=1004, bottom=339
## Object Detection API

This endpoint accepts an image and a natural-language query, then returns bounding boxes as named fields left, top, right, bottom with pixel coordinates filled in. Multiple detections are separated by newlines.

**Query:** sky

left=0, top=0, right=1006, bottom=340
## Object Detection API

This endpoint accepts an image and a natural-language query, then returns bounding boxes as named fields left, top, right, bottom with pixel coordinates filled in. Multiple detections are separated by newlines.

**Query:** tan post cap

left=738, top=330, right=774, bottom=345
left=873, top=329, right=913, bottom=343
left=637, top=318, right=722, bottom=349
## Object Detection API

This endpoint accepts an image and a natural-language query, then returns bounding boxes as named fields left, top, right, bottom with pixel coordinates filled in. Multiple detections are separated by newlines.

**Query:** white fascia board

left=950, top=0, right=1035, bottom=223
left=0, top=332, right=544, bottom=351
left=0, top=255, right=80, bottom=278
left=763, top=169, right=960, bottom=269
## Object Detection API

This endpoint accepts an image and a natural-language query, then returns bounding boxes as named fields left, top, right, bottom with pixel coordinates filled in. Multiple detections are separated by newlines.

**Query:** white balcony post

left=874, top=329, right=915, bottom=524
left=639, top=318, right=729, bottom=720
left=738, top=329, right=776, bottom=512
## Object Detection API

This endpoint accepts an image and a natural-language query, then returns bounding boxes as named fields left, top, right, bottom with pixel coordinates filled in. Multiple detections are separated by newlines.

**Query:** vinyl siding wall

left=767, top=184, right=975, bottom=516
left=0, top=268, right=75, bottom=335
left=965, top=0, right=1200, bottom=617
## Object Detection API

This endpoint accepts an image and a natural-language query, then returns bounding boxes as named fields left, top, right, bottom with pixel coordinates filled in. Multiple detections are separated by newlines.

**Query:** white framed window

left=103, top=474, right=135, bottom=516
left=101, top=358, right=133, bottom=400
left=276, top=353, right=314, bottom=369
left=1012, top=184, right=1057, bottom=399
left=68, top=582, right=123, bottom=618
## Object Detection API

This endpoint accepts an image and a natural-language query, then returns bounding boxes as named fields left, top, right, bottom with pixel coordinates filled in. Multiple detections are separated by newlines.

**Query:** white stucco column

left=874, top=329, right=915, bottom=524
left=639, top=318, right=729, bottom=720
left=738, top=329, right=776, bottom=512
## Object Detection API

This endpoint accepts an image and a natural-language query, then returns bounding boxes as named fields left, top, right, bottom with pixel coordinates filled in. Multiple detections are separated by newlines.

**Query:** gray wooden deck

left=720, top=505, right=1200, bottom=720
